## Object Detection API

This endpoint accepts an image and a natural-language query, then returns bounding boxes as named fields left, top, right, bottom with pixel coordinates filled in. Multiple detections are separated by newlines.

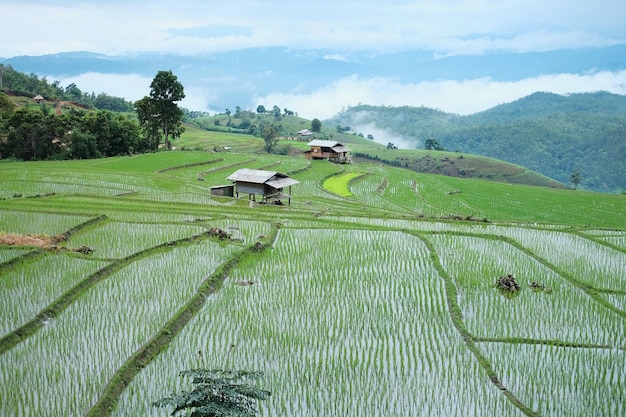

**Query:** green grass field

left=1, top=129, right=625, bottom=417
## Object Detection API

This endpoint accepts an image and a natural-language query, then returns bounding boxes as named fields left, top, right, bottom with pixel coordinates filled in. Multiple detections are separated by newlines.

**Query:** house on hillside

left=297, top=129, right=314, bottom=140
left=33, top=94, right=44, bottom=103
left=305, top=140, right=351, bottom=163
left=226, top=168, right=299, bottom=205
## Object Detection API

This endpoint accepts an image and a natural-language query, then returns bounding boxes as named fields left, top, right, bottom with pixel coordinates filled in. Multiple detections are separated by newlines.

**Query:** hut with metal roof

left=305, top=140, right=351, bottom=163
left=226, top=168, right=299, bottom=205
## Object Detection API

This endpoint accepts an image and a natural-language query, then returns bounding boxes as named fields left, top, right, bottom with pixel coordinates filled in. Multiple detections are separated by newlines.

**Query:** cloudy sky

left=3, top=0, right=626, bottom=117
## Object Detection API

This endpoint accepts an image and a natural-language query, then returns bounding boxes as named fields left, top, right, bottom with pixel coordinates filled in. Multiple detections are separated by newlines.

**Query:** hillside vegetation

left=326, top=91, right=626, bottom=193
left=2, top=64, right=608, bottom=192
left=0, top=127, right=625, bottom=417
left=182, top=111, right=568, bottom=189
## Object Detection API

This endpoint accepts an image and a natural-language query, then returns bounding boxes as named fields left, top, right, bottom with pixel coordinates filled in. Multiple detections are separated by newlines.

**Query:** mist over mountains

left=2, top=45, right=626, bottom=119
left=328, top=92, right=626, bottom=192
left=3, top=44, right=625, bottom=192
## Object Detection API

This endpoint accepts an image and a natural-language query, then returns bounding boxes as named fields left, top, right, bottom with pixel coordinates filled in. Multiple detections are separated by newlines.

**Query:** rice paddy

left=1, top=149, right=624, bottom=417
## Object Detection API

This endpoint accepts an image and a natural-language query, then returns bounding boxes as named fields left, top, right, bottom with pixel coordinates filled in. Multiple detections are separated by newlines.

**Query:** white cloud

left=55, top=69, right=626, bottom=121
left=54, top=72, right=220, bottom=112
left=54, top=73, right=152, bottom=102
left=255, top=70, right=626, bottom=120
left=1, top=1, right=625, bottom=57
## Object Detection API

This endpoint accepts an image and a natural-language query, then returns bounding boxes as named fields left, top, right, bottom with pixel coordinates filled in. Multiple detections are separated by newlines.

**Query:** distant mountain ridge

left=3, top=45, right=625, bottom=81
left=326, top=92, right=626, bottom=193
left=2, top=45, right=626, bottom=113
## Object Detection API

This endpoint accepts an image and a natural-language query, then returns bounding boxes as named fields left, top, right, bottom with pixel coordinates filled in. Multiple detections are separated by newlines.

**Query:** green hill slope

left=182, top=115, right=567, bottom=189
left=326, top=92, right=626, bottom=193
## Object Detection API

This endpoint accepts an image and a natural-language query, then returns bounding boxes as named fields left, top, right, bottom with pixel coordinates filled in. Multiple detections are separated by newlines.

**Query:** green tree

left=570, top=169, right=582, bottom=189
left=425, top=138, right=445, bottom=151
left=67, top=129, right=99, bottom=159
left=5, top=108, right=56, bottom=160
left=64, top=83, right=83, bottom=102
left=135, top=70, right=185, bottom=150
left=261, top=125, right=278, bottom=153
left=134, top=96, right=160, bottom=150
left=0, top=92, right=15, bottom=114
left=153, top=369, right=270, bottom=417
left=256, top=105, right=265, bottom=114
left=311, top=118, right=322, bottom=133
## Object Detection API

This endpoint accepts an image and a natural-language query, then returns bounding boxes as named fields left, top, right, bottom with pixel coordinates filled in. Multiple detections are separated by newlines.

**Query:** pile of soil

left=530, top=281, right=552, bottom=293
left=207, top=227, right=232, bottom=240
left=494, top=274, right=520, bottom=292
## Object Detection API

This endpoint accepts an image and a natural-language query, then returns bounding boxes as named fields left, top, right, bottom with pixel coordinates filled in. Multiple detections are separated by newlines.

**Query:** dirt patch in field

left=0, top=233, right=62, bottom=248
left=0, top=232, right=93, bottom=254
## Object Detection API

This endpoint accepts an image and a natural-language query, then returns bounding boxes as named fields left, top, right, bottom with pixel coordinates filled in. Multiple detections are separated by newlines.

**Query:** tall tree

left=261, top=125, right=278, bottom=153
left=135, top=70, right=185, bottom=150
left=570, top=169, right=582, bottom=190
left=311, top=118, right=322, bottom=133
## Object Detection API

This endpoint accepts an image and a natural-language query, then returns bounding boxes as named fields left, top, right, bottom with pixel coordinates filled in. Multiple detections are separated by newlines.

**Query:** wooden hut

left=226, top=168, right=299, bottom=205
left=33, top=94, right=44, bottom=103
left=304, top=140, right=351, bottom=163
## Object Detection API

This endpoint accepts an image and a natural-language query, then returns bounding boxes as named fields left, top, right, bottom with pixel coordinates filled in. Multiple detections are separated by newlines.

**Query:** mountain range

left=2, top=45, right=625, bottom=193
left=2, top=44, right=626, bottom=116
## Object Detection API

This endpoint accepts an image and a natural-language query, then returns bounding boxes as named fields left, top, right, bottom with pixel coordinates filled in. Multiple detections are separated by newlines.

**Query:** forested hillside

left=327, top=92, right=626, bottom=192
left=0, top=64, right=134, bottom=112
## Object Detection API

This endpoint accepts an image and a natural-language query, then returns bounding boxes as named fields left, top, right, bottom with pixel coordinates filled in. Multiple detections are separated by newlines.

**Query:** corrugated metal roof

left=227, top=168, right=299, bottom=188
left=267, top=177, right=299, bottom=188
left=331, top=145, right=350, bottom=153
left=227, top=168, right=277, bottom=184
left=307, top=139, right=340, bottom=147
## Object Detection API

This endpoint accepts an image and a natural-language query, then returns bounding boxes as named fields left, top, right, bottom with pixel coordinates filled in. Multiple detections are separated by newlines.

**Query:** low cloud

left=55, top=72, right=152, bottom=102
left=350, top=123, right=418, bottom=149
left=55, top=70, right=626, bottom=126
left=53, top=72, right=216, bottom=111
left=257, top=70, right=626, bottom=119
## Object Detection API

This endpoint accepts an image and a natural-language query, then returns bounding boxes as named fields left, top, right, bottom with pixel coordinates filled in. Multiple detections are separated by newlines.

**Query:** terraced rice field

left=1, top=150, right=625, bottom=417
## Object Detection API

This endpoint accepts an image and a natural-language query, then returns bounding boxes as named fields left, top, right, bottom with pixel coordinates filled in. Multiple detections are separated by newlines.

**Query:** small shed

left=33, top=94, right=44, bottom=103
left=305, top=140, right=351, bottom=163
left=210, top=184, right=235, bottom=197
left=226, top=168, right=299, bottom=205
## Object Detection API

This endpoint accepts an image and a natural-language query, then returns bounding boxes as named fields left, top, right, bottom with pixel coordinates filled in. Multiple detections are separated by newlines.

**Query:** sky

left=3, top=0, right=626, bottom=117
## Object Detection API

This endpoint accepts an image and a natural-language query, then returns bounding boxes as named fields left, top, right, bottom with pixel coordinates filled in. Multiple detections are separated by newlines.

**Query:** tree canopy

left=135, top=70, right=185, bottom=150
left=0, top=104, right=143, bottom=161
left=311, top=118, right=322, bottom=133
left=261, top=125, right=278, bottom=153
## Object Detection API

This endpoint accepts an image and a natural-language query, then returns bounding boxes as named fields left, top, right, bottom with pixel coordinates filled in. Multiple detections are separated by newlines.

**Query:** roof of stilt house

left=226, top=168, right=299, bottom=188
left=307, top=140, right=350, bottom=153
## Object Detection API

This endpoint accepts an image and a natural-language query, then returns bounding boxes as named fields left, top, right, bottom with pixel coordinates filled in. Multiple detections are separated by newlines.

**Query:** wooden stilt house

left=305, top=140, right=351, bottom=163
left=226, top=168, right=299, bottom=205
